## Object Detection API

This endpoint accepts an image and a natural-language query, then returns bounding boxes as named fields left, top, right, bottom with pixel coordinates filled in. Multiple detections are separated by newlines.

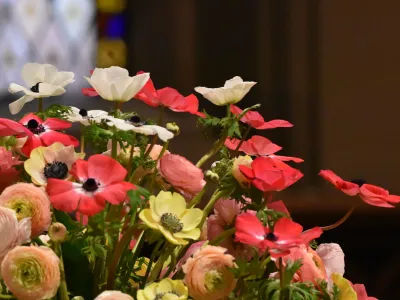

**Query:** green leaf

left=283, top=259, right=303, bottom=286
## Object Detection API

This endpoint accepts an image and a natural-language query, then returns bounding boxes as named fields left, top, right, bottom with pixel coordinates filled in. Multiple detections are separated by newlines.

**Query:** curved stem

left=320, top=204, right=356, bottom=231
left=142, top=240, right=164, bottom=287
left=234, top=125, right=251, bottom=154
left=188, top=182, right=208, bottom=208
left=147, top=244, right=174, bottom=284
left=199, top=190, right=228, bottom=228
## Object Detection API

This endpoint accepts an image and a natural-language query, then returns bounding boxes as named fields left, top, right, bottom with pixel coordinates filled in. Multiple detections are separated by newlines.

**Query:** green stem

left=279, top=257, right=284, bottom=290
left=147, top=245, right=174, bottom=284
left=38, top=97, right=43, bottom=113
left=210, top=227, right=236, bottom=245
left=54, top=243, right=69, bottom=300
left=199, top=190, right=227, bottom=228
left=111, top=133, right=118, bottom=159
left=141, top=240, right=164, bottom=287
left=80, top=125, right=85, bottom=154
left=236, top=104, right=261, bottom=120
left=126, top=134, right=136, bottom=179
left=234, top=125, right=251, bottom=154
left=0, top=295, right=15, bottom=299
left=115, top=101, right=122, bottom=115
left=120, top=231, right=145, bottom=288
left=188, top=182, right=208, bottom=208
left=144, top=106, right=165, bottom=158
left=162, top=250, right=176, bottom=279
left=320, top=204, right=356, bottom=231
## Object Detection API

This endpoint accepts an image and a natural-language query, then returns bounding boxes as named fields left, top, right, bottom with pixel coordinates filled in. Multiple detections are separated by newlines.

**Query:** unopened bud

left=205, top=170, right=219, bottom=182
left=48, top=222, right=68, bottom=242
left=166, top=122, right=180, bottom=136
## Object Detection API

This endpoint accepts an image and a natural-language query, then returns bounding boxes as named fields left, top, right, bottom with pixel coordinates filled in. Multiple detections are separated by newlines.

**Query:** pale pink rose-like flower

left=1, top=246, right=60, bottom=300
left=158, top=153, right=205, bottom=199
left=316, top=243, right=345, bottom=288
left=0, top=183, right=51, bottom=237
left=0, top=207, right=31, bottom=262
left=0, top=146, right=22, bottom=192
left=232, top=155, right=252, bottom=186
left=95, top=290, right=134, bottom=300
left=182, top=245, right=237, bottom=300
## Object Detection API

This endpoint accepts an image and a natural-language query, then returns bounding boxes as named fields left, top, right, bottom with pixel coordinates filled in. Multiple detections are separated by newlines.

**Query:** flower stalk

left=199, top=189, right=228, bottom=228
left=38, top=97, right=43, bottom=113
left=321, top=204, right=357, bottom=231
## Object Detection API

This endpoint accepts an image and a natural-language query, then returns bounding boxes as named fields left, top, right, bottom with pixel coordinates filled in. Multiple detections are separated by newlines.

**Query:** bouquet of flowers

left=0, top=63, right=388, bottom=299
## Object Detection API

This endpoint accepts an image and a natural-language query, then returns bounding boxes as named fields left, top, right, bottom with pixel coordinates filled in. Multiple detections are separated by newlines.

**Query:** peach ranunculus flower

left=158, top=153, right=205, bottom=199
left=0, top=146, right=22, bottom=192
left=182, top=245, right=237, bottom=300
left=1, top=246, right=60, bottom=300
left=282, top=245, right=327, bottom=282
left=24, top=142, right=84, bottom=186
left=0, top=207, right=31, bottom=262
left=95, top=290, right=134, bottom=300
left=232, top=155, right=252, bottom=186
left=0, top=183, right=51, bottom=237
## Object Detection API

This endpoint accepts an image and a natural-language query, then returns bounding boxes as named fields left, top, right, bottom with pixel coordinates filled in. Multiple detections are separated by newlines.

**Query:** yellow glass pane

left=97, top=0, right=126, bottom=13
left=96, top=38, right=127, bottom=68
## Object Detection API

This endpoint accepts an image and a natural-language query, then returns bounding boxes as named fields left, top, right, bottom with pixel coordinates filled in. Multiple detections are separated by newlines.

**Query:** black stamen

left=128, top=115, right=144, bottom=126
left=30, top=82, right=41, bottom=93
left=44, top=162, right=68, bottom=179
left=79, top=109, right=88, bottom=117
left=25, top=119, right=45, bottom=135
left=82, top=178, right=99, bottom=192
left=351, top=179, right=367, bottom=187
left=265, top=232, right=278, bottom=242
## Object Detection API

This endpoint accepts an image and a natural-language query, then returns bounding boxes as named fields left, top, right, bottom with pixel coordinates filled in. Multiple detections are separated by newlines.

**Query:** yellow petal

left=170, top=192, right=187, bottom=216
left=174, top=228, right=200, bottom=241
left=159, top=227, right=188, bottom=245
left=143, top=282, right=158, bottom=299
left=149, top=195, right=160, bottom=222
left=139, top=209, right=159, bottom=230
left=154, top=191, right=174, bottom=217
left=180, top=208, right=203, bottom=231
left=156, top=278, right=174, bottom=294
left=172, top=280, right=188, bottom=299
left=331, top=273, right=357, bottom=300
left=24, top=149, right=46, bottom=186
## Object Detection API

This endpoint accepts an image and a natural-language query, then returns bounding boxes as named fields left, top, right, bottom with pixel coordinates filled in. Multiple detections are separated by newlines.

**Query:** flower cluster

left=0, top=63, right=384, bottom=300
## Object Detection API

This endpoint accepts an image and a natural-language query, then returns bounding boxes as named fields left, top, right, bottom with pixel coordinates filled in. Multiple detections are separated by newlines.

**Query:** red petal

left=268, top=200, right=290, bottom=216
left=224, top=138, right=241, bottom=150
left=78, top=194, right=106, bottom=216
left=359, top=195, right=394, bottom=208
left=239, top=165, right=255, bottom=179
left=135, top=72, right=160, bottom=107
left=82, top=87, right=99, bottom=97
left=386, top=195, right=400, bottom=203
left=256, top=119, right=294, bottom=130
left=157, top=87, right=183, bottom=107
left=40, top=131, right=79, bottom=147
left=70, top=159, right=89, bottom=182
left=43, top=118, right=72, bottom=130
left=274, top=217, right=303, bottom=237
left=21, top=135, right=43, bottom=156
left=0, top=118, right=30, bottom=136
left=235, top=213, right=266, bottom=248
left=359, top=184, right=389, bottom=198
left=88, top=154, right=127, bottom=185
left=300, top=227, right=323, bottom=244
left=95, top=182, right=135, bottom=205
left=319, top=170, right=359, bottom=196
left=230, top=105, right=243, bottom=115
left=248, top=135, right=282, bottom=156
left=46, top=179, right=80, bottom=213
left=19, top=113, right=43, bottom=125
left=270, top=155, right=304, bottom=163
left=339, top=181, right=361, bottom=196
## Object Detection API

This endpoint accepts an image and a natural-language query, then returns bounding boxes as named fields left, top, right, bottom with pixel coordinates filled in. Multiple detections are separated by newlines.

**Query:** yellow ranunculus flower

left=137, top=278, right=188, bottom=300
left=139, top=191, right=202, bottom=245
left=331, top=273, right=357, bottom=300
left=24, top=142, right=84, bottom=186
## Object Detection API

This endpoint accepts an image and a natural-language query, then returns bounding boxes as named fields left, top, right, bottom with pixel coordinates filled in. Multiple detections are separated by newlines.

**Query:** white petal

left=91, top=68, right=108, bottom=83
left=43, top=64, right=59, bottom=83
left=105, top=66, right=129, bottom=81
left=85, top=76, right=112, bottom=100
left=8, top=83, right=30, bottom=94
left=110, top=83, right=121, bottom=100
left=133, top=125, right=174, bottom=142
left=38, top=82, right=66, bottom=96
left=9, top=95, right=35, bottom=115
left=21, top=63, right=43, bottom=87
left=224, top=76, right=244, bottom=88
left=106, top=117, right=134, bottom=131
left=122, top=72, right=150, bottom=100
left=51, top=71, right=75, bottom=87
left=194, top=86, right=211, bottom=96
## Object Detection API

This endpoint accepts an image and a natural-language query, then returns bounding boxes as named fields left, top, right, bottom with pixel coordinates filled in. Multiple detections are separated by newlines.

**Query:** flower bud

left=205, top=170, right=219, bottom=183
left=166, top=122, right=180, bottom=136
left=232, top=155, right=253, bottom=186
left=48, top=222, right=68, bottom=242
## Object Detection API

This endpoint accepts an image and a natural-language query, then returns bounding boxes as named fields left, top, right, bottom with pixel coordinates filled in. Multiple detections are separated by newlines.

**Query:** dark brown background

left=1, top=1, right=399, bottom=298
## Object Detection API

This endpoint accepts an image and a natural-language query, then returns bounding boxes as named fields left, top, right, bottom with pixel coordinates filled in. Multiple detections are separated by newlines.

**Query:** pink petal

left=46, top=180, right=80, bottom=213
left=21, top=135, right=43, bottom=156
left=274, top=218, right=303, bottom=237
left=248, top=135, right=282, bottom=156
left=70, top=160, right=89, bottom=182
left=43, top=118, right=72, bottom=130
left=95, top=182, right=135, bottom=205
left=238, top=165, right=255, bottom=179
left=40, top=131, right=79, bottom=148
left=19, top=113, right=43, bottom=125
left=300, top=227, right=323, bottom=244
left=82, top=87, right=99, bottom=97
left=235, top=213, right=266, bottom=247
left=78, top=194, right=106, bottom=216
left=0, top=118, right=30, bottom=136
left=256, top=119, right=294, bottom=130
left=88, top=155, right=127, bottom=185
left=268, top=200, right=290, bottom=216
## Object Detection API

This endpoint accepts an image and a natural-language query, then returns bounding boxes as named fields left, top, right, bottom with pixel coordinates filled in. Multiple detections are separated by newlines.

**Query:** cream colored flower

left=139, top=191, right=202, bottom=245
left=9, top=63, right=74, bottom=115
left=67, top=106, right=108, bottom=126
left=232, top=155, right=253, bottom=186
left=195, top=76, right=256, bottom=106
left=137, top=278, right=188, bottom=300
left=84, top=66, right=149, bottom=102
left=95, top=290, right=134, bottom=300
left=24, top=142, right=84, bottom=186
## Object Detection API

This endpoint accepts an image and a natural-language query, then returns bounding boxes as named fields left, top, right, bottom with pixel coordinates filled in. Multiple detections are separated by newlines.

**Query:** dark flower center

left=129, top=115, right=144, bottom=126
left=30, top=82, right=41, bottom=93
left=25, top=119, right=45, bottom=135
left=265, top=232, right=278, bottom=241
left=79, top=108, right=88, bottom=117
left=160, top=213, right=183, bottom=233
left=351, top=179, right=367, bottom=187
left=44, top=161, right=69, bottom=179
left=82, top=178, right=99, bottom=192
left=154, top=292, right=179, bottom=300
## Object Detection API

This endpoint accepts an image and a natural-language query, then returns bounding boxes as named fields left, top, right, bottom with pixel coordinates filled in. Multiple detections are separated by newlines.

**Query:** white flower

left=0, top=207, right=31, bottom=262
left=8, top=63, right=75, bottom=115
left=106, top=117, right=174, bottom=142
left=194, top=76, right=256, bottom=106
left=67, top=106, right=108, bottom=126
left=84, top=67, right=150, bottom=102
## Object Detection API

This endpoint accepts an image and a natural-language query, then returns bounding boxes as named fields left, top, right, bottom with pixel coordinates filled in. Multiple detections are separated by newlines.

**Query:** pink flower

left=182, top=245, right=237, bottom=300
left=316, top=243, right=345, bottom=281
left=158, top=154, right=205, bottom=199
left=95, top=291, right=134, bottom=300
left=0, top=183, right=51, bottom=237
left=0, top=207, right=31, bottom=262
left=1, top=246, right=60, bottom=300
left=350, top=283, right=378, bottom=300
left=47, top=155, right=135, bottom=216
left=230, top=105, right=293, bottom=130
left=0, top=146, right=22, bottom=192
left=48, top=222, right=68, bottom=242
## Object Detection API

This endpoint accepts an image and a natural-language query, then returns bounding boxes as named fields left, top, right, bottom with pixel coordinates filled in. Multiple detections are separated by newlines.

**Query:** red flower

left=46, top=155, right=135, bottom=216
left=0, top=147, right=22, bottom=192
left=235, top=213, right=322, bottom=258
left=135, top=71, right=205, bottom=117
left=268, top=200, right=290, bottom=216
left=231, top=105, right=293, bottom=129
left=82, top=70, right=99, bottom=97
left=239, top=157, right=303, bottom=191
left=319, top=170, right=400, bottom=208
left=350, top=283, right=378, bottom=300
left=0, top=114, right=79, bottom=157
left=225, top=135, right=303, bottom=162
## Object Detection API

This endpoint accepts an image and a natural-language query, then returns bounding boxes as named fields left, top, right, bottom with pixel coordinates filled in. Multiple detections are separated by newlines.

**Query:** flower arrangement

left=0, top=63, right=388, bottom=299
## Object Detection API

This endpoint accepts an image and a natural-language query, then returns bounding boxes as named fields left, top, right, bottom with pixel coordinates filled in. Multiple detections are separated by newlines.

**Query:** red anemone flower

left=46, top=155, right=135, bottom=216
left=350, top=283, right=378, bottom=300
left=225, top=135, right=303, bottom=162
left=319, top=170, right=400, bottom=208
left=82, top=70, right=98, bottom=97
left=0, top=114, right=79, bottom=157
left=135, top=71, right=205, bottom=117
left=239, top=157, right=303, bottom=191
left=235, top=213, right=322, bottom=258
left=231, top=105, right=293, bottom=129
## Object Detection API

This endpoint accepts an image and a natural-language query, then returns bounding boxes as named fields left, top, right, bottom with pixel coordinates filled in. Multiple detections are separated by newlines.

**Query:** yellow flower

left=24, top=143, right=84, bottom=186
left=331, top=273, right=357, bottom=300
left=129, top=257, right=151, bottom=288
left=139, top=191, right=202, bottom=245
left=137, top=278, right=188, bottom=300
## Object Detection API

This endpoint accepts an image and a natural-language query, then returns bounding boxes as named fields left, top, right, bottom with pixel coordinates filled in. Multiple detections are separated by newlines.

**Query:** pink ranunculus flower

left=0, top=207, right=31, bottom=262
left=316, top=243, right=345, bottom=279
left=95, top=290, right=134, bottom=300
left=0, top=146, right=22, bottom=192
left=0, top=183, right=51, bottom=237
left=1, top=246, right=60, bottom=300
left=158, top=153, right=205, bottom=199
left=182, top=245, right=237, bottom=300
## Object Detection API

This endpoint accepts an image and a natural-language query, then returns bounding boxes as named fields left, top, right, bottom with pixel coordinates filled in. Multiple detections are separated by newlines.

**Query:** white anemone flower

left=0, top=207, right=31, bottom=262
left=194, top=76, right=256, bottom=106
left=8, top=63, right=75, bottom=115
left=84, top=67, right=150, bottom=102
left=67, top=106, right=108, bottom=126
left=106, top=116, right=174, bottom=142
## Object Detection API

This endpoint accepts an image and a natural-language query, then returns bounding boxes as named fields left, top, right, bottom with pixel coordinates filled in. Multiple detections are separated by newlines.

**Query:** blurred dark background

left=1, top=1, right=399, bottom=298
